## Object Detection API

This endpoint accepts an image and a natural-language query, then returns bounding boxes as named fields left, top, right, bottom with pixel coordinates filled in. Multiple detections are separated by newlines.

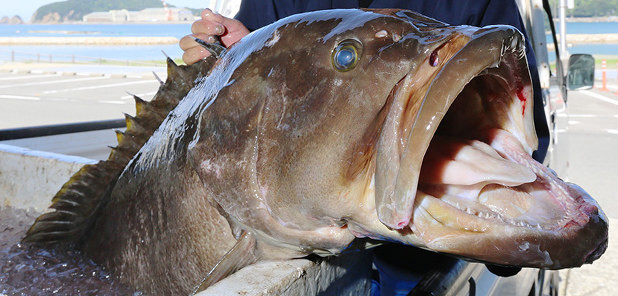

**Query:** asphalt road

left=566, top=88, right=618, bottom=220
left=557, top=87, right=618, bottom=296
left=0, top=63, right=167, bottom=129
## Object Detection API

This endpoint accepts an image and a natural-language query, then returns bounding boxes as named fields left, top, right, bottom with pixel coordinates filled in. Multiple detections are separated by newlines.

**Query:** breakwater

left=0, top=36, right=180, bottom=45
left=563, top=34, right=618, bottom=44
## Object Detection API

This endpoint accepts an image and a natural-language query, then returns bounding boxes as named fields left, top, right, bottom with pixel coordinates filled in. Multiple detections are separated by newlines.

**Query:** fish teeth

left=478, top=212, right=493, bottom=219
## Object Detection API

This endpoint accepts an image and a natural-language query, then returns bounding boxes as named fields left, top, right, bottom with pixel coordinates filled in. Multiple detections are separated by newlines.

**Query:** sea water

left=0, top=23, right=192, bottom=63
left=0, top=23, right=192, bottom=38
left=556, top=22, right=618, bottom=56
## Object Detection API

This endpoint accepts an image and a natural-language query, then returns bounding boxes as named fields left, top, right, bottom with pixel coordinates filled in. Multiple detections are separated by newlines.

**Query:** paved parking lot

left=558, top=87, right=618, bottom=296
left=0, top=63, right=167, bottom=129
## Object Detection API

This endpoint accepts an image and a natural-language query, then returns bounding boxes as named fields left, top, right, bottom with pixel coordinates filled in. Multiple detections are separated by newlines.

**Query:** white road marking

left=560, top=113, right=618, bottom=119
left=606, top=129, right=618, bottom=135
left=580, top=90, right=618, bottom=106
left=0, top=74, right=59, bottom=81
left=42, top=80, right=156, bottom=94
left=0, top=76, right=109, bottom=89
left=120, top=91, right=157, bottom=100
left=99, top=100, right=128, bottom=104
left=568, top=114, right=597, bottom=118
left=0, top=94, right=40, bottom=100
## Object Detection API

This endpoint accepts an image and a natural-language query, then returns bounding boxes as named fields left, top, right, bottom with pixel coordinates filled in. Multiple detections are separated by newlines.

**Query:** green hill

left=549, top=0, right=618, bottom=17
left=31, top=0, right=168, bottom=23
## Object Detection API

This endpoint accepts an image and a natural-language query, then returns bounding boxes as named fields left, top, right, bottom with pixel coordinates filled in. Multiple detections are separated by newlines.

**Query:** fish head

left=323, top=10, right=607, bottom=269
left=193, top=9, right=607, bottom=269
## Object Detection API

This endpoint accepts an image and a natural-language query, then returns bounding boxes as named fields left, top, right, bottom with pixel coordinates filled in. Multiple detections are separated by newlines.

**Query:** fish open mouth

left=377, top=26, right=608, bottom=268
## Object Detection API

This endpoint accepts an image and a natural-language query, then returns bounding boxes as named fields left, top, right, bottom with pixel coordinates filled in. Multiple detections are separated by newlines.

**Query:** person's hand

left=180, top=9, right=250, bottom=65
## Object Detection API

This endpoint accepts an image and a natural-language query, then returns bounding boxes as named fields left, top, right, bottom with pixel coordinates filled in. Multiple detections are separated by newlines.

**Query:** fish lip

left=375, top=25, right=534, bottom=230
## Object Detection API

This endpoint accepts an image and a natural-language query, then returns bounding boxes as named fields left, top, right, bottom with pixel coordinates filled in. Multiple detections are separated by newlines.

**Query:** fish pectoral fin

left=191, top=230, right=259, bottom=294
left=22, top=162, right=118, bottom=245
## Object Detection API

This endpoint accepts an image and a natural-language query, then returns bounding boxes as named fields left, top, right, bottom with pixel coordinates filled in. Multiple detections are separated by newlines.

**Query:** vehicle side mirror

left=567, top=54, right=595, bottom=90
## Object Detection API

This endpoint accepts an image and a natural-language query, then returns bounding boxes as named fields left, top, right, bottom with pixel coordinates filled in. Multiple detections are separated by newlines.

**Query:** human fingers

left=182, top=44, right=209, bottom=65
left=181, top=8, right=250, bottom=65
left=179, top=33, right=214, bottom=51
left=180, top=32, right=216, bottom=65
left=191, top=18, right=225, bottom=38
left=200, top=9, right=249, bottom=47
left=217, top=18, right=250, bottom=47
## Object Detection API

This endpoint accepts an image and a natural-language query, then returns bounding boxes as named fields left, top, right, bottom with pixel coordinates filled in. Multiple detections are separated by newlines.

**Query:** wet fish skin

left=23, top=9, right=607, bottom=295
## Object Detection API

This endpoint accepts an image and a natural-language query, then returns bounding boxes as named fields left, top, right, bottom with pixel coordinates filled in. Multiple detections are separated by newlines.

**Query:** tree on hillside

left=549, top=0, right=618, bottom=17
left=32, top=0, right=165, bottom=22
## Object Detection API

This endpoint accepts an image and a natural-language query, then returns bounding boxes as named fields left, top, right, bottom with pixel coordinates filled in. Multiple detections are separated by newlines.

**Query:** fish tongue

left=419, top=134, right=536, bottom=188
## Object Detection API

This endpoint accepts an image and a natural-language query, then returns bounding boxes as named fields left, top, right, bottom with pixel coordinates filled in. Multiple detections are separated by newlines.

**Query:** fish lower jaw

left=401, top=128, right=608, bottom=268
left=417, top=127, right=598, bottom=229
left=413, top=189, right=566, bottom=234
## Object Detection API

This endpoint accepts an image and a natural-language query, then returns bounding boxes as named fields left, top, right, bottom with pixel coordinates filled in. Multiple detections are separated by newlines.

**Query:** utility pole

left=559, top=0, right=567, bottom=55
left=559, top=0, right=574, bottom=56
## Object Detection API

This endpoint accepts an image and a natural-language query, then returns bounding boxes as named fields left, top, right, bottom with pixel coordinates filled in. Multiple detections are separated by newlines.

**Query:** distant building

left=82, top=10, right=130, bottom=23
left=83, top=8, right=194, bottom=23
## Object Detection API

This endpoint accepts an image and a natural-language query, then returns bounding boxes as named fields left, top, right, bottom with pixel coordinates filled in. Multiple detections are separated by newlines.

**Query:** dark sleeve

left=475, top=0, right=537, bottom=68
left=235, top=0, right=360, bottom=31
left=476, top=0, right=549, bottom=161
left=234, top=0, right=282, bottom=31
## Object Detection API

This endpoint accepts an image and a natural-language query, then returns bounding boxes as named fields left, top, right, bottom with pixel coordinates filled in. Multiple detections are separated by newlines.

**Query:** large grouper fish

left=23, top=8, right=607, bottom=295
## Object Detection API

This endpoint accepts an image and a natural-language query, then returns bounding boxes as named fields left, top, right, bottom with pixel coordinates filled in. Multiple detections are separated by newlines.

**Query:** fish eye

left=332, top=39, right=362, bottom=72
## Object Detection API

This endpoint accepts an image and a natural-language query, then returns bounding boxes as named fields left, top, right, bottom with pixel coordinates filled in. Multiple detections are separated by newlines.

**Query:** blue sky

left=3, top=0, right=214, bottom=22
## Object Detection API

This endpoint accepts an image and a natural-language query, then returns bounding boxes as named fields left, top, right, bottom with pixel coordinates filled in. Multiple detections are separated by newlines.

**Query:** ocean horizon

left=0, top=23, right=191, bottom=62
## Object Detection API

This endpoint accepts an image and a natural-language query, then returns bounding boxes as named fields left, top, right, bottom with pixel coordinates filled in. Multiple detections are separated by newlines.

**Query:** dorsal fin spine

left=23, top=57, right=218, bottom=245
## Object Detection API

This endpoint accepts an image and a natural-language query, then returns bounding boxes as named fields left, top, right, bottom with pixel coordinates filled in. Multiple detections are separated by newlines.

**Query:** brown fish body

left=24, top=9, right=607, bottom=295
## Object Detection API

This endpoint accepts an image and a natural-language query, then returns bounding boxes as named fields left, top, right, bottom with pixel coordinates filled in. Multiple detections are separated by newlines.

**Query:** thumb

left=201, top=9, right=249, bottom=47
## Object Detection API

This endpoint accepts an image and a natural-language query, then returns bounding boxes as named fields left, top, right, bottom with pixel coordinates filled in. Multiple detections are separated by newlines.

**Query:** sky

left=1, top=0, right=217, bottom=22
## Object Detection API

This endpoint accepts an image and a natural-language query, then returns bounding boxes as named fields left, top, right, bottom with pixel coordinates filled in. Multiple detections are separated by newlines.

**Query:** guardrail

left=0, top=119, right=126, bottom=141
left=0, top=49, right=167, bottom=66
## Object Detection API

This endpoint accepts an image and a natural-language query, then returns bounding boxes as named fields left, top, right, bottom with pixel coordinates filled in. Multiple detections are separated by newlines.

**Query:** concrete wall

left=0, top=143, right=95, bottom=211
